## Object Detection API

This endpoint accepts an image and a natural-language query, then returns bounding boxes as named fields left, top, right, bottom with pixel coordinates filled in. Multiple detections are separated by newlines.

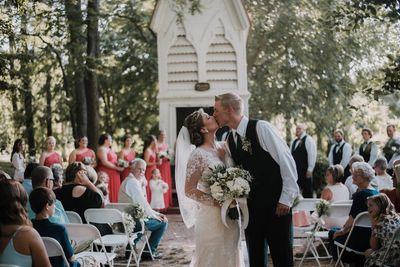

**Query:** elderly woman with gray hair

left=329, top=162, right=379, bottom=267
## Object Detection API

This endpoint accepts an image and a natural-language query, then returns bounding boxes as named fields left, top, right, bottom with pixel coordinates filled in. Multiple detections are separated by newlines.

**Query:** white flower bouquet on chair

left=202, top=165, right=252, bottom=228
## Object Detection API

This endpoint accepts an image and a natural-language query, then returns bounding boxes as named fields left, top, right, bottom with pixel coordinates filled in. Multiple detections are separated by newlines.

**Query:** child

left=365, top=193, right=400, bottom=267
left=95, top=171, right=110, bottom=205
left=149, top=168, right=168, bottom=211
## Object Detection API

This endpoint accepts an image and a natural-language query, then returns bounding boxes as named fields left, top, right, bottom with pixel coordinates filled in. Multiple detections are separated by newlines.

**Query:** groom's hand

left=275, top=203, right=290, bottom=217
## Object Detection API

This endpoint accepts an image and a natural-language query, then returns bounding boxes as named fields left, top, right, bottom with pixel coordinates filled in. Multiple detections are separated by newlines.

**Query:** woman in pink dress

left=68, top=136, right=96, bottom=167
left=118, top=134, right=136, bottom=182
left=157, top=130, right=172, bottom=209
left=39, top=136, right=62, bottom=167
left=96, top=133, right=124, bottom=203
left=143, top=135, right=161, bottom=202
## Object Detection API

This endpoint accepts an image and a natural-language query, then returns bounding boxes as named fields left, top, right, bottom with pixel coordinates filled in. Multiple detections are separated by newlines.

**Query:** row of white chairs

left=294, top=198, right=400, bottom=267
left=60, top=203, right=153, bottom=267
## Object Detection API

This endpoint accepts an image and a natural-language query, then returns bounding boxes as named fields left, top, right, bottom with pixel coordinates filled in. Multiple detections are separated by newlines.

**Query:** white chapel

left=150, top=0, right=251, bottom=145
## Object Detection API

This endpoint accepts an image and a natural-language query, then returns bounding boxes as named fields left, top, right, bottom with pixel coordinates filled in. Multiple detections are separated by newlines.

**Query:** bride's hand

left=217, top=146, right=226, bottom=161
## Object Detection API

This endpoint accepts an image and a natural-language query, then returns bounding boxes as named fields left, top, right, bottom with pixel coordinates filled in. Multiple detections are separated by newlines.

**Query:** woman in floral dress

left=365, top=193, right=400, bottom=267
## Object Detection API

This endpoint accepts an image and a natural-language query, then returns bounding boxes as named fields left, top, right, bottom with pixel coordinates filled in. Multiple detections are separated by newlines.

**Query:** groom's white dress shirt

left=234, top=116, right=299, bottom=207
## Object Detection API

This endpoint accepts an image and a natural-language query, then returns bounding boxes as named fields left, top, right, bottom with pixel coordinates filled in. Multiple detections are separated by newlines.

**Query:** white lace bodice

left=186, top=146, right=225, bottom=206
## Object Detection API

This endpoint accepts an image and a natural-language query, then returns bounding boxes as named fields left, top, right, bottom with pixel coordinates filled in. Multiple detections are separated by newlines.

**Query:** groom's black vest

left=228, top=120, right=283, bottom=231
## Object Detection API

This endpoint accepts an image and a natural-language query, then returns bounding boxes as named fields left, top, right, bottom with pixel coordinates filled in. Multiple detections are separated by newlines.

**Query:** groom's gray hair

left=215, top=93, right=243, bottom=115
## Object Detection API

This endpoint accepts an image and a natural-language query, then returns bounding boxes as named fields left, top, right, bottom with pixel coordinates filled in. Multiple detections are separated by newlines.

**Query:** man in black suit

left=214, top=93, right=299, bottom=267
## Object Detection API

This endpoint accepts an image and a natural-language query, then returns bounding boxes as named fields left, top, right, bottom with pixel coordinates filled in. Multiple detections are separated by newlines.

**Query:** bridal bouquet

left=202, top=165, right=252, bottom=204
left=202, top=165, right=252, bottom=228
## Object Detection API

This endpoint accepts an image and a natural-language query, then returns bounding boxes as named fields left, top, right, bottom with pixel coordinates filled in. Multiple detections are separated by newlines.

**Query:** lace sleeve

left=185, top=150, right=215, bottom=206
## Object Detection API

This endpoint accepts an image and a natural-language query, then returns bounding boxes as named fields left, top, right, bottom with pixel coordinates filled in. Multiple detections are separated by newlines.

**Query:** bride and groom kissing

left=175, top=92, right=300, bottom=267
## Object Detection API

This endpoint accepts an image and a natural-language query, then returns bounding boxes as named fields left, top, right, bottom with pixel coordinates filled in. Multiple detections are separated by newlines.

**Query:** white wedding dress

left=186, top=147, right=244, bottom=267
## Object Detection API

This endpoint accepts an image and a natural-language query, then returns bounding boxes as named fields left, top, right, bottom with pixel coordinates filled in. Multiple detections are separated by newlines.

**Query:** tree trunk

left=44, top=72, right=52, bottom=136
left=21, top=15, right=35, bottom=156
left=85, top=0, right=100, bottom=150
left=65, top=0, right=87, bottom=139
left=285, top=113, right=292, bottom=145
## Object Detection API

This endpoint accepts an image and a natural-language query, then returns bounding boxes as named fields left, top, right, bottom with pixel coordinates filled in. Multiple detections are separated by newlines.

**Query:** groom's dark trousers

left=228, top=120, right=294, bottom=267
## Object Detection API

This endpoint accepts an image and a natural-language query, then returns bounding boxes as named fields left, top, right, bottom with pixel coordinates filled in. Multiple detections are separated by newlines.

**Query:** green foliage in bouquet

left=124, top=203, right=147, bottom=221
left=315, top=199, right=330, bottom=217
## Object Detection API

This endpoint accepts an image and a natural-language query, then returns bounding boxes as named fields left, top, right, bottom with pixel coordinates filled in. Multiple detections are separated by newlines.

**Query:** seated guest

left=55, top=162, right=103, bottom=223
left=373, top=157, right=393, bottom=191
left=23, top=162, right=39, bottom=194
left=30, top=187, right=80, bottom=267
left=28, top=166, right=69, bottom=224
left=344, top=155, right=364, bottom=198
left=365, top=193, right=400, bottom=267
left=329, top=162, right=379, bottom=267
left=119, top=158, right=168, bottom=259
left=0, top=180, right=51, bottom=267
left=321, top=165, right=350, bottom=203
left=51, top=163, right=64, bottom=190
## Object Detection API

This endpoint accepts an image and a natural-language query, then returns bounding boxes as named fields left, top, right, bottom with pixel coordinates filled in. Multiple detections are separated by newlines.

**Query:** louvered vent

left=206, top=20, right=238, bottom=90
left=167, top=25, right=198, bottom=90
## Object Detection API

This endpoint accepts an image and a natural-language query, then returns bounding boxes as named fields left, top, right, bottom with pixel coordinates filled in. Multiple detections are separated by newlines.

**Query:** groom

left=213, top=93, right=299, bottom=267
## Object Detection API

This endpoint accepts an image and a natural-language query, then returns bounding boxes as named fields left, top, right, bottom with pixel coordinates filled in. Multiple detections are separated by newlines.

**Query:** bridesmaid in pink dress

left=96, top=133, right=124, bottom=203
left=39, top=136, right=62, bottom=167
left=143, top=135, right=161, bottom=202
left=68, top=136, right=96, bottom=167
left=157, top=130, right=172, bottom=209
left=118, top=134, right=136, bottom=181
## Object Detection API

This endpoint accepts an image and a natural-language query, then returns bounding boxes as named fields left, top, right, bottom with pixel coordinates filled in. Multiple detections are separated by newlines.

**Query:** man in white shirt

left=328, top=129, right=353, bottom=181
left=214, top=93, right=299, bottom=267
left=290, top=124, right=317, bottom=198
left=355, top=128, right=379, bottom=167
left=119, top=158, right=168, bottom=259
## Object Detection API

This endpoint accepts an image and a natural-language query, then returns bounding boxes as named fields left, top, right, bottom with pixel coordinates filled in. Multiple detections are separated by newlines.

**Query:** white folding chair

left=65, top=210, right=83, bottom=224
left=298, top=203, right=352, bottom=267
left=376, top=226, right=400, bottom=267
left=332, top=200, right=353, bottom=205
left=42, top=237, right=70, bottom=266
left=106, top=203, right=155, bottom=261
left=84, top=208, right=139, bottom=267
left=0, top=265, right=21, bottom=267
left=65, top=223, right=117, bottom=266
left=292, top=198, right=322, bottom=258
left=334, top=211, right=371, bottom=267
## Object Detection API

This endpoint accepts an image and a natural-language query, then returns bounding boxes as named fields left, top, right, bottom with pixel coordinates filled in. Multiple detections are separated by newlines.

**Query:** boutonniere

left=241, top=136, right=252, bottom=154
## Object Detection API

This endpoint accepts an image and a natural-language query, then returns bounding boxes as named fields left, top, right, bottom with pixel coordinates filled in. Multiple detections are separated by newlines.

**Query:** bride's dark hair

left=183, top=109, right=204, bottom=147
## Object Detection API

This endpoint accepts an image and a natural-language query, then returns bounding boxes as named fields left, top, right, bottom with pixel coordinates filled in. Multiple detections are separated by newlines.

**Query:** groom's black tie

left=236, top=132, right=242, bottom=148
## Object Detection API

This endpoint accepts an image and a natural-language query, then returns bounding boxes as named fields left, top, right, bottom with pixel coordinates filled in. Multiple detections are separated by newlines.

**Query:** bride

left=175, top=109, right=244, bottom=267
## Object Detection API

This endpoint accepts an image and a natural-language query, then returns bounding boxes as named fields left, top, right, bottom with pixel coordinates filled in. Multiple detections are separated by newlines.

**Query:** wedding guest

left=39, top=136, right=62, bottom=167
left=119, top=158, right=168, bottom=260
left=355, top=128, right=379, bottom=167
left=0, top=180, right=51, bottom=267
left=329, top=162, right=379, bottom=266
left=11, top=138, right=25, bottom=182
left=157, top=130, right=173, bottom=208
left=321, top=165, right=350, bottom=203
left=30, top=187, right=80, bottom=267
left=344, top=155, right=364, bottom=198
left=143, top=135, right=160, bottom=202
left=23, top=162, right=39, bottom=194
left=96, top=133, right=123, bottom=203
left=68, top=136, right=96, bottom=167
left=373, top=157, right=394, bottom=191
left=28, top=166, right=69, bottom=224
left=118, top=134, right=136, bottom=182
left=55, top=162, right=103, bottom=223
left=149, top=168, right=169, bottom=212
left=51, top=163, right=64, bottom=190
left=364, top=193, right=400, bottom=267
